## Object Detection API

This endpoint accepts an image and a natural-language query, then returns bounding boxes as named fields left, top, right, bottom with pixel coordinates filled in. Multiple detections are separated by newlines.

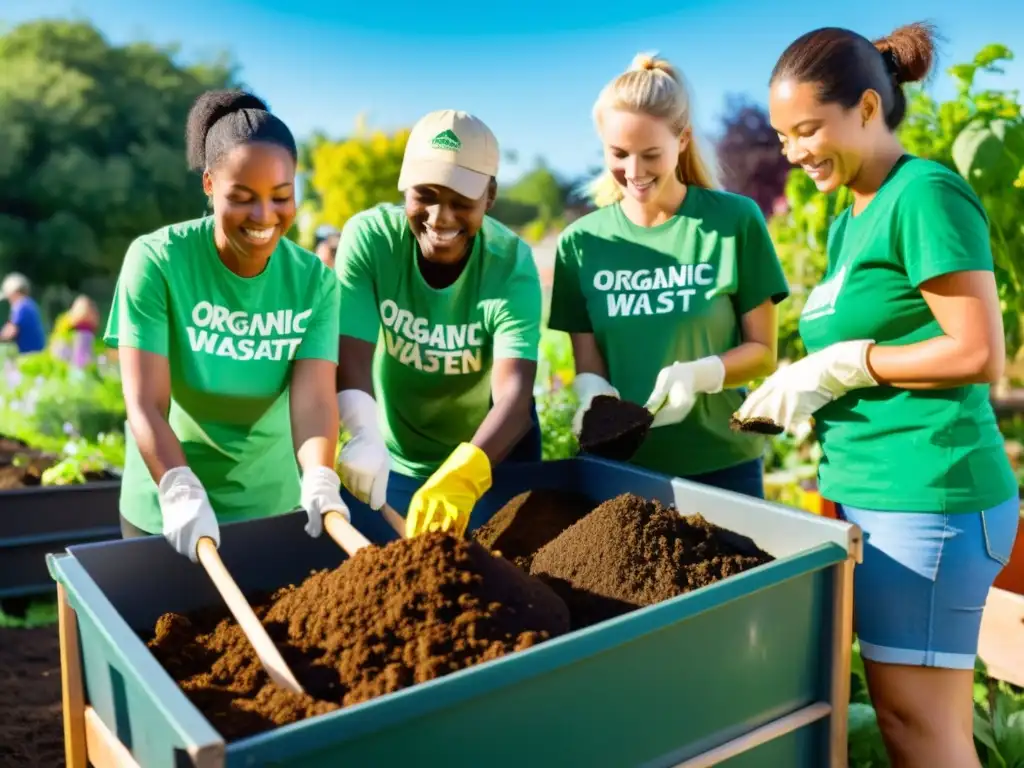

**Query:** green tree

left=492, top=158, right=568, bottom=241
left=0, top=20, right=239, bottom=290
left=302, top=116, right=410, bottom=245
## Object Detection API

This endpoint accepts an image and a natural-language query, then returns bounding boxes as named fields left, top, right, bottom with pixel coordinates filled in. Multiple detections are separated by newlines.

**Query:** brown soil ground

left=530, top=493, right=773, bottom=629
left=145, top=533, right=570, bottom=741
left=578, top=395, right=653, bottom=459
left=473, top=489, right=597, bottom=570
left=0, top=626, right=65, bottom=767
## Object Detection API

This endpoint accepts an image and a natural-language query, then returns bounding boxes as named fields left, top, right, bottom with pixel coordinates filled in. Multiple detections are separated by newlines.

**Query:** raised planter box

left=49, top=456, right=860, bottom=768
left=0, top=480, right=121, bottom=600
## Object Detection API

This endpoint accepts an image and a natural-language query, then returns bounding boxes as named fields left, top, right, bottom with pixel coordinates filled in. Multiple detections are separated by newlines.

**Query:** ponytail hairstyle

left=589, top=52, right=720, bottom=208
left=185, top=89, right=298, bottom=172
left=770, top=22, right=937, bottom=131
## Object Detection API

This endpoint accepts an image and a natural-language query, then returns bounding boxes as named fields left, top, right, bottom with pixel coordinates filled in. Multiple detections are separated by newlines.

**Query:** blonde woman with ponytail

left=549, top=53, right=789, bottom=498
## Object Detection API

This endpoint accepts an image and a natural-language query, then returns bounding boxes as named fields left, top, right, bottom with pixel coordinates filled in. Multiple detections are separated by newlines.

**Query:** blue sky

left=5, top=0, right=1022, bottom=183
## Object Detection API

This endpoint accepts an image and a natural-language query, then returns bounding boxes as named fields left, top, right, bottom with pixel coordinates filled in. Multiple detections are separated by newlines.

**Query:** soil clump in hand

left=473, top=489, right=597, bottom=570
left=578, top=395, right=653, bottom=460
left=145, top=533, right=570, bottom=741
left=729, top=415, right=784, bottom=436
left=530, top=493, right=773, bottom=629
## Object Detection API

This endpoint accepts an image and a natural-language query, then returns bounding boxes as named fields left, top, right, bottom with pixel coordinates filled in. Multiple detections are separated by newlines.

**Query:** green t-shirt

left=335, top=204, right=542, bottom=478
left=800, top=156, right=1016, bottom=513
left=104, top=216, right=341, bottom=533
left=549, top=186, right=790, bottom=477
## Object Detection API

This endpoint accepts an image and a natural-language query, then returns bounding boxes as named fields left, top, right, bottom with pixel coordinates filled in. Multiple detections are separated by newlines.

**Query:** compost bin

left=48, top=455, right=860, bottom=768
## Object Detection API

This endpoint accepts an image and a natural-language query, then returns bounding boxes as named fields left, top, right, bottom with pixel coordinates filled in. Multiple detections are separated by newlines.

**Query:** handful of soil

left=729, top=414, right=784, bottom=436
left=473, top=489, right=596, bottom=570
left=145, top=533, right=570, bottom=741
left=530, top=493, right=772, bottom=629
left=578, top=395, right=654, bottom=461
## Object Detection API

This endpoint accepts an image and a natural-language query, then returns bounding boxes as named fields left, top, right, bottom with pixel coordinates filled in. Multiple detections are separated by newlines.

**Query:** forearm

left=570, top=332, right=610, bottom=378
left=719, top=341, right=777, bottom=388
left=0, top=323, right=16, bottom=342
left=125, top=402, right=187, bottom=483
left=292, top=396, right=340, bottom=470
left=470, top=390, right=533, bottom=466
left=866, top=337, right=1003, bottom=390
left=336, top=336, right=375, bottom=396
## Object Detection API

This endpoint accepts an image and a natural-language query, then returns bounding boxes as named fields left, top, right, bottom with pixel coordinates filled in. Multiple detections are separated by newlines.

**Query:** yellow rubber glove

left=405, top=443, right=492, bottom=538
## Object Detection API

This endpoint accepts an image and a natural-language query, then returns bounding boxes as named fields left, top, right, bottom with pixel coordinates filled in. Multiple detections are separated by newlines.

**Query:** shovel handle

left=380, top=503, right=407, bottom=538
left=323, top=510, right=372, bottom=556
left=195, top=537, right=304, bottom=695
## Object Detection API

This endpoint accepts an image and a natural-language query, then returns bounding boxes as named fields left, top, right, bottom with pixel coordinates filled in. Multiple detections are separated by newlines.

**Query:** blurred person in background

left=314, top=228, right=340, bottom=270
left=549, top=53, right=789, bottom=499
left=333, top=109, right=543, bottom=540
left=0, top=273, right=46, bottom=355
left=52, top=294, right=101, bottom=368
left=737, top=23, right=1017, bottom=767
left=105, top=89, right=348, bottom=562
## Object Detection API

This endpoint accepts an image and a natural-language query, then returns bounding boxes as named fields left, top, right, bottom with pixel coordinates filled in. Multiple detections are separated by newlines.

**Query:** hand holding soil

left=577, top=395, right=656, bottom=461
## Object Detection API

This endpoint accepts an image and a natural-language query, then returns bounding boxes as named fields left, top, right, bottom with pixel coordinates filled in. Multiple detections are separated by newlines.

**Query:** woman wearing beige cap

left=333, top=109, right=543, bottom=540
left=549, top=53, right=789, bottom=498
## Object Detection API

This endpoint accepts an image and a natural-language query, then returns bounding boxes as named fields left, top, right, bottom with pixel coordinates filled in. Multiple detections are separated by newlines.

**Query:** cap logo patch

left=430, top=129, right=462, bottom=151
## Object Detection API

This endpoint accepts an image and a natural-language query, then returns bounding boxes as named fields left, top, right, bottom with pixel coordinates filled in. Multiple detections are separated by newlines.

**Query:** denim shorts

left=838, top=495, right=1020, bottom=669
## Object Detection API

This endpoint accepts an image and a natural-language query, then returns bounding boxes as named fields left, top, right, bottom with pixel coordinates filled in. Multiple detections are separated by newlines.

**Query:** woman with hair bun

left=738, top=23, right=1017, bottom=765
left=549, top=52, right=789, bottom=498
left=104, top=89, right=349, bottom=561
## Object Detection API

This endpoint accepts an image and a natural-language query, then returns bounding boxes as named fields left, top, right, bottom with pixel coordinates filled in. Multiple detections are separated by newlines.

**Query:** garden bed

left=0, top=433, right=121, bottom=603
left=0, top=434, right=116, bottom=489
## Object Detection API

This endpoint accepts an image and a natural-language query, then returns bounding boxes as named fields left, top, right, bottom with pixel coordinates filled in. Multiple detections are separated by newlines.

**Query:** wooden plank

left=978, top=587, right=1024, bottom=688
left=670, top=702, right=833, bottom=768
left=829, top=560, right=855, bottom=768
left=84, top=707, right=140, bottom=768
left=57, top=583, right=87, bottom=768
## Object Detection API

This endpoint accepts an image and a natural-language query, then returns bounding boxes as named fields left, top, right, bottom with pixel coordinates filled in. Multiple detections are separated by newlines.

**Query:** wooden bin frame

left=56, top=556, right=856, bottom=768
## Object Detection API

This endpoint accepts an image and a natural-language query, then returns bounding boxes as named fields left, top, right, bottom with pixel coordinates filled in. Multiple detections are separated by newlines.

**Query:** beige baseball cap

left=398, top=110, right=499, bottom=200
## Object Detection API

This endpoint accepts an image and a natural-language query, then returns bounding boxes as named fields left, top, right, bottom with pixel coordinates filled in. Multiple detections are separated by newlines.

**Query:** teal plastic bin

left=48, top=456, right=860, bottom=768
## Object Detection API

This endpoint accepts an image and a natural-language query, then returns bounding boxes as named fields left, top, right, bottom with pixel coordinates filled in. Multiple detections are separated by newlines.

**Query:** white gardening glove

left=735, top=340, right=877, bottom=434
left=571, top=372, right=620, bottom=436
left=301, top=465, right=350, bottom=538
left=337, top=389, right=390, bottom=510
left=644, top=356, right=726, bottom=428
left=157, top=466, right=220, bottom=563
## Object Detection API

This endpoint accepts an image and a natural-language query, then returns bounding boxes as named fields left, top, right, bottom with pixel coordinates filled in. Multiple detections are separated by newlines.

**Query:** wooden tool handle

left=323, top=511, right=372, bottom=556
left=380, top=503, right=407, bottom=538
left=195, top=537, right=305, bottom=695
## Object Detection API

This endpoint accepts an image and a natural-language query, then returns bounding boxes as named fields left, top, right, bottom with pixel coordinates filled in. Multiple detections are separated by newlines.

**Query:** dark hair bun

left=874, top=22, right=937, bottom=85
left=186, top=89, right=270, bottom=171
